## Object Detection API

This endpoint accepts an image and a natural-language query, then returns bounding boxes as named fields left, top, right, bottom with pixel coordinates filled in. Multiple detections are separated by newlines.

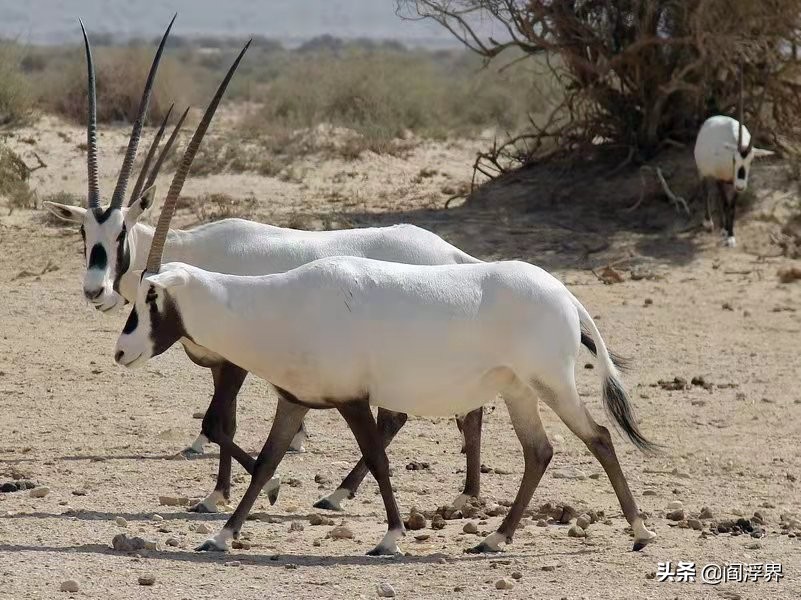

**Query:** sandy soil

left=0, top=115, right=800, bottom=599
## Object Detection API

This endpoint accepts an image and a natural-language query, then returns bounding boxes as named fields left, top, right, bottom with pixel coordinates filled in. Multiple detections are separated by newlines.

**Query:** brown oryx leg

left=543, top=377, right=656, bottom=551
left=719, top=182, right=738, bottom=247
left=197, top=397, right=309, bottom=552
left=189, top=363, right=276, bottom=513
left=313, top=408, right=407, bottom=511
left=702, top=178, right=715, bottom=232
left=452, top=407, right=483, bottom=508
left=468, top=379, right=551, bottom=554
left=337, top=400, right=405, bottom=556
left=715, top=181, right=735, bottom=244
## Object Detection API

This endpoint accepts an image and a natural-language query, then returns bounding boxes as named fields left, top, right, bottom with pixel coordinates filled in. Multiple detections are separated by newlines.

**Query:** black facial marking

left=112, top=224, right=130, bottom=294
left=122, top=307, right=139, bottom=334
left=88, top=243, right=107, bottom=269
left=92, top=206, right=117, bottom=224
left=79, top=225, right=86, bottom=257
left=737, top=166, right=746, bottom=180
left=146, top=285, right=187, bottom=357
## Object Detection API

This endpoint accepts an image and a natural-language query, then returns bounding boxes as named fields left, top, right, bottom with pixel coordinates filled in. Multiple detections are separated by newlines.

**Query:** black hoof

left=464, top=542, right=503, bottom=554
left=195, top=539, right=226, bottom=552
left=632, top=541, right=646, bottom=551
left=366, top=545, right=400, bottom=557
left=267, top=487, right=280, bottom=506
left=187, top=502, right=214, bottom=514
left=312, top=498, right=343, bottom=512
left=178, top=447, right=203, bottom=460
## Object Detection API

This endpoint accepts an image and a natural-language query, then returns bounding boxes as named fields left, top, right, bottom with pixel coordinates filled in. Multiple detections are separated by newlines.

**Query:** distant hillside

left=0, top=0, right=466, bottom=47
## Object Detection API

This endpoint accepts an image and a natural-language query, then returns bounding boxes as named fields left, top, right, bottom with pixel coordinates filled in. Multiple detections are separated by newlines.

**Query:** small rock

left=699, top=506, right=714, bottom=519
left=314, top=474, right=330, bottom=485
left=405, top=461, right=430, bottom=471
left=536, top=519, right=548, bottom=527
left=642, top=490, right=657, bottom=496
left=745, top=542, right=761, bottom=550
left=0, top=482, right=18, bottom=493
left=158, top=495, right=189, bottom=507
left=431, top=514, right=446, bottom=530
left=329, top=525, right=354, bottom=539
left=463, top=522, right=478, bottom=534
left=568, top=525, right=586, bottom=538
left=165, top=537, right=179, bottom=547
left=151, top=514, right=164, bottom=522
left=111, top=533, right=147, bottom=552
left=667, top=500, right=683, bottom=511
left=551, top=468, right=587, bottom=480
left=558, top=505, right=577, bottom=524
left=71, top=489, right=87, bottom=496
left=194, top=523, right=211, bottom=535
left=60, top=580, right=79, bottom=593
left=138, top=574, right=156, bottom=586
left=309, top=514, right=334, bottom=526
left=406, top=511, right=427, bottom=530
left=115, top=517, right=128, bottom=528
left=495, top=578, right=514, bottom=590
left=377, top=582, right=396, bottom=597
left=29, top=486, right=50, bottom=498
left=232, top=540, right=251, bottom=550
left=542, top=565, right=556, bottom=572
left=667, top=509, right=685, bottom=521
left=224, top=560, right=241, bottom=567
left=289, top=521, right=304, bottom=532
left=414, top=533, right=430, bottom=541
left=576, top=514, right=591, bottom=530
left=511, top=571, right=523, bottom=580
left=286, top=478, right=302, bottom=488
left=688, top=519, right=703, bottom=531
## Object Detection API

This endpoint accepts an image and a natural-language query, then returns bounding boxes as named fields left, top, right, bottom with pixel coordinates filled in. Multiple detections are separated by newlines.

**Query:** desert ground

left=0, top=114, right=800, bottom=600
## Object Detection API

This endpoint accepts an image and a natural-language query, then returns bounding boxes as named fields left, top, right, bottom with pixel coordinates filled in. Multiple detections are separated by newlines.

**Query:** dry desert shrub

left=400, top=0, right=801, bottom=175
left=39, top=46, right=191, bottom=125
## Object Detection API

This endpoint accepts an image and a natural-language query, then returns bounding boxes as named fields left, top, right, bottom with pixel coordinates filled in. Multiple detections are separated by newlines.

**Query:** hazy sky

left=0, top=0, right=474, bottom=47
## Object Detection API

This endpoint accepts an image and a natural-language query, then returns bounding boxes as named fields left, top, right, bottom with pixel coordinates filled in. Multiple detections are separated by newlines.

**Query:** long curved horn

left=79, top=19, right=100, bottom=208
left=143, top=106, right=190, bottom=191
left=109, top=14, right=176, bottom=210
left=146, top=40, right=251, bottom=273
left=128, top=103, right=173, bottom=206
left=737, top=63, right=745, bottom=153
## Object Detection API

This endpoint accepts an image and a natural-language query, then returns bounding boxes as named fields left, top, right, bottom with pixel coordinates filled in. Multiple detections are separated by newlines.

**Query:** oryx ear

left=752, top=147, right=774, bottom=158
left=42, top=202, right=86, bottom=223
left=126, top=185, right=157, bottom=223
left=147, top=267, right=189, bottom=291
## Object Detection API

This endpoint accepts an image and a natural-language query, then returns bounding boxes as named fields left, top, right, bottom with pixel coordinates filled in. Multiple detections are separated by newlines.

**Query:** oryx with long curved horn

left=694, top=64, right=774, bottom=247
left=48, top=23, right=621, bottom=518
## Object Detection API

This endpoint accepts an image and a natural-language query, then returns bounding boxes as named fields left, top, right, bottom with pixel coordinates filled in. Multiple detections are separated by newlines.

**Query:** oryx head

left=726, top=65, right=774, bottom=193
left=44, top=16, right=188, bottom=312
left=115, top=40, right=251, bottom=368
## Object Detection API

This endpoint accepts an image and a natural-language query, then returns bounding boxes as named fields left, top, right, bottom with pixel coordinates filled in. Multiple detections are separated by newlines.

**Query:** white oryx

left=694, top=66, right=773, bottom=247
left=113, top=69, right=658, bottom=555
left=52, top=19, right=625, bottom=515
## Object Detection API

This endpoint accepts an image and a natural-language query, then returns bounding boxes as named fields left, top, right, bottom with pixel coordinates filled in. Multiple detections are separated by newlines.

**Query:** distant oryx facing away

left=114, top=93, right=658, bottom=554
left=694, top=68, right=773, bottom=247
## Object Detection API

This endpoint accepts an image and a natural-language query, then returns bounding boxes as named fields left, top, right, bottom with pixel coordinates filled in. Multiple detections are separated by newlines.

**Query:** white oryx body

left=694, top=102, right=773, bottom=247
left=115, top=256, right=657, bottom=555
left=50, top=22, right=489, bottom=517
left=119, top=259, right=572, bottom=414
left=694, top=116, right=759, bottom=186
